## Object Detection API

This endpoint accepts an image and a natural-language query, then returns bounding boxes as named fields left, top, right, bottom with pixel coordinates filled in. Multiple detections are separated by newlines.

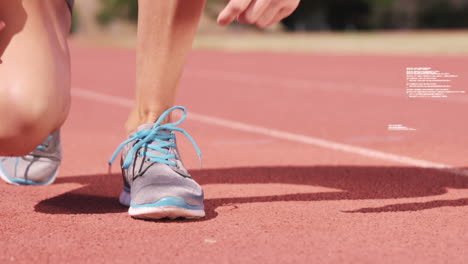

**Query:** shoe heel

left=119, top=190, right=131, bottom=207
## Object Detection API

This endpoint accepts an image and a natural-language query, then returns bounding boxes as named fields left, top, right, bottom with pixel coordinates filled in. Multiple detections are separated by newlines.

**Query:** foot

left=0, top=130, right=62, bottom=186
left=110, top=106, right=205, bottom=220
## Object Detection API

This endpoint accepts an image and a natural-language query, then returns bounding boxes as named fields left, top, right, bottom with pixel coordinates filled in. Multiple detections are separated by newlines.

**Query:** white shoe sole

left=129, top=206, right=205, bottom=220
left=120, top=191, right=205, bottom=220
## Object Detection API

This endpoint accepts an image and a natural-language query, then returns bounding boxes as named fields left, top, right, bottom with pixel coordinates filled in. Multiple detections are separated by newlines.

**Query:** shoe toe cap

left=0, top=157, right=59, bottom=185
left=130, top=167, right=204, bottom=207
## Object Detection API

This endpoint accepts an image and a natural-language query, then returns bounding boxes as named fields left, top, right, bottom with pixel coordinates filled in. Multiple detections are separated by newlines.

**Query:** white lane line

left=71, top=87, right=468, bottom=177
left=186, top=69, right=468, bottom=104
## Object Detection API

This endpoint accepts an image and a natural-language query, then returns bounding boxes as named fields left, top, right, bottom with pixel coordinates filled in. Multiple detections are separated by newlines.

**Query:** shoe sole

left=120, top=191, right=205, bottom=220
left=0, top=164, right=58, bottom=186
left=129, top=206, right=206, bottom=220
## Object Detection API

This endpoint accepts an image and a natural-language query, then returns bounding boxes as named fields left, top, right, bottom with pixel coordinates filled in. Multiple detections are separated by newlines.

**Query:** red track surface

left=1, top=43, right=467, bottom=263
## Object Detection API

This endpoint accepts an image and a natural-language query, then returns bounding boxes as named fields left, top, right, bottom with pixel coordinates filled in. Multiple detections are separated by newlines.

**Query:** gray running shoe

left=0, top=130, right=62, bottom=185
left=109, top=106, right=205, bottom=220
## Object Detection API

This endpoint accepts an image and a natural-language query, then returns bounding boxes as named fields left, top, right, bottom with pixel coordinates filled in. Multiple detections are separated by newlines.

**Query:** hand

left=217, top=0, right=300, bottom=28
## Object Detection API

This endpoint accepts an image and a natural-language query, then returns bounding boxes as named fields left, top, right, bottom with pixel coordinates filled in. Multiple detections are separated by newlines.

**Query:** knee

left=0, top=128, right=50, bottom=156
left=0, top=92, right=69, bottom=155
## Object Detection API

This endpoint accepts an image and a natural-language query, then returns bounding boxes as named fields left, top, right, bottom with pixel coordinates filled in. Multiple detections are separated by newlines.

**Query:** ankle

left=125, top=107, right=172, bottom=134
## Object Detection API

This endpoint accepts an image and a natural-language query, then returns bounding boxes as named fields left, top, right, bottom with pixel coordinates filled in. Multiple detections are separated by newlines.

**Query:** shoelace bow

left=108, top=106, right=202, bottom=170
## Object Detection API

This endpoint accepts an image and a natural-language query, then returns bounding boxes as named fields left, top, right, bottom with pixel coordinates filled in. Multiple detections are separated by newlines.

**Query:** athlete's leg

left=0, top=0, right=71, bottom=155
left=125, top=0, right=206, bottom=134
left=110, top=0, right=206, bottom=219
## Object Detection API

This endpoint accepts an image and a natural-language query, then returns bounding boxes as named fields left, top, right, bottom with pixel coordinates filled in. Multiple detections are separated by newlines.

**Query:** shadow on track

left=34, top=166, right=468, bottom=220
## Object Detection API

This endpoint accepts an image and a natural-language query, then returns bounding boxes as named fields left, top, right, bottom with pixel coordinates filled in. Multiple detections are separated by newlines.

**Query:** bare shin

left=126, top=0, right=206, bottom=134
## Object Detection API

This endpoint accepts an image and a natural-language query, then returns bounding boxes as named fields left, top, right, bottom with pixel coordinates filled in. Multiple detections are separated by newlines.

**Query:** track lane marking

left=186, top=70, right=468, bottom=104
left=71, top=87, right=468, bottom=177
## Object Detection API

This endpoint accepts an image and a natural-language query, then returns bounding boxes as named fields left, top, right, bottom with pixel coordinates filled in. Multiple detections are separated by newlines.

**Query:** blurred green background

left=91, top=0, right=468, bottom=31
left=70, top=0, right=468, bottom=56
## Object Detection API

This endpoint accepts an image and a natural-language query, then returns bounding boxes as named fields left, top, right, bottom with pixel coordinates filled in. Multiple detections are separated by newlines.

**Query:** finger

left=255, top=6, right=280, bottom=28
left=238, top=0, right=271, bottom=24
left=237, top=15, right=249, bottom=24
left=0, top=21, right=5, bottom=31
left=264, top=7, right=294, bottom=28
left=217, top=0, right=253, bottom=26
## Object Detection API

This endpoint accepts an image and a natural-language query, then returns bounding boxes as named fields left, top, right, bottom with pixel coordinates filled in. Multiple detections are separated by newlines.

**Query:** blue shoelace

left=109, top=106, right=202, bottom=169
left=36, top=135, right=53, bottom=151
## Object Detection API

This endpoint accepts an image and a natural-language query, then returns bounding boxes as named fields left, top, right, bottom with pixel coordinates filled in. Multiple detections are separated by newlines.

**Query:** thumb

left=0, top=21, right=5, bottom=31
left=217, top=0, right=252, bottom=26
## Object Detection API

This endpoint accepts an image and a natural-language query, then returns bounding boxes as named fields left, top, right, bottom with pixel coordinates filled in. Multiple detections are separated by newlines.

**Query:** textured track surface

left=0, top=43, right=467, bottom=263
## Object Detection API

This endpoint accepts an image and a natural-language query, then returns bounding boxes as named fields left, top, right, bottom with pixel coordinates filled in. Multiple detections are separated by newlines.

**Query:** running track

left=1, top=42, right=467, bottom=263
